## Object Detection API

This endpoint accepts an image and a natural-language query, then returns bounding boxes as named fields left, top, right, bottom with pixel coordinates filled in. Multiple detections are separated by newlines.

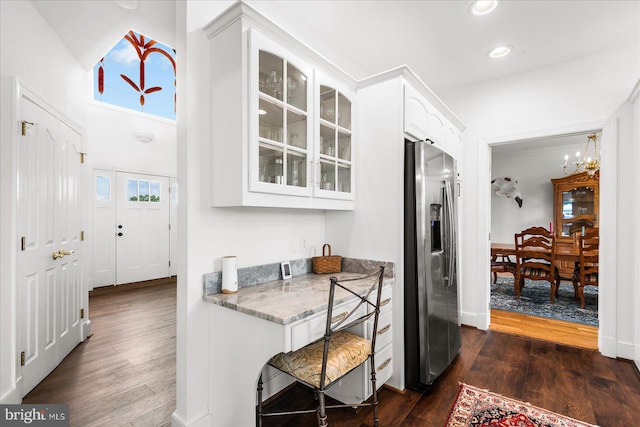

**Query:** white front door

left=115, top=172, right=170, bottom=284
left=17, top=90, right=84, bottom=396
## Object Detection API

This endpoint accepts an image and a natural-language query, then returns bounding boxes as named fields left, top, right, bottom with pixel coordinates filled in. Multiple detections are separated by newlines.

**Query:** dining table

left=491, top=242, right=580, bottom=263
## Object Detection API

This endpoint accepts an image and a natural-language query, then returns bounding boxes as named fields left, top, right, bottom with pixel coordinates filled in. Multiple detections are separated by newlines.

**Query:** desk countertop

left=205, top=272, right=394, bottom=325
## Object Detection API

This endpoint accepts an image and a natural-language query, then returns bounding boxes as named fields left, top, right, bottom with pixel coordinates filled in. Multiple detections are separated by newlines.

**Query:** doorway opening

left=482, top=119, right=617, bottom=355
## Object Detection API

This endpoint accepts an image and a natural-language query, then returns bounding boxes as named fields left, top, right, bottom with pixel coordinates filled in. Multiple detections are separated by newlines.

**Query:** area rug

left=491, top=277, right=598, bottom=326
left=445, top=383, right=598, bottom=427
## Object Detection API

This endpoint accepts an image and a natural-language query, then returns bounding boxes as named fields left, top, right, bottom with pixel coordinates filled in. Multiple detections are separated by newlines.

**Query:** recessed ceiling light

left=115, top=0, right=138, bottom=10
left=487, top=45, right=512, bottom=58
left=470, top=0, right=499, bottom=16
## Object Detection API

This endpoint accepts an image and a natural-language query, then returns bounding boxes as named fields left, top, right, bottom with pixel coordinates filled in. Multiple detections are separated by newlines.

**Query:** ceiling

left=33, top=0, right=638, bottom=94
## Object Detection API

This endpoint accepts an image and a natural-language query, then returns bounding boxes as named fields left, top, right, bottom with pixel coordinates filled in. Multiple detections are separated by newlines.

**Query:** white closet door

left=17, top=90, right=83, bottom=396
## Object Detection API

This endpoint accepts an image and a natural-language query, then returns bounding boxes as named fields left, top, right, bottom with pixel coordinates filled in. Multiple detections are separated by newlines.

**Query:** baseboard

left=599, top=334, right=617, bottom=358
left=0, top=383, right=20, bottom=404
left=460, top=310, right=488, bottom=330
left=90, top=276, right=176, bottom=296
left=82, top=319, right=92, bottom=341
left=616, top=340, right=635, bottom=360
left=171, top=409, right=210, bottom=427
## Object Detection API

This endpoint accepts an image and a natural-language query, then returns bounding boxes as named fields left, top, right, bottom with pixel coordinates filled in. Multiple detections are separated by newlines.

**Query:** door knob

left=52, top=249, right=74, bottom=260
left=118, top=225, right=123, bottom=229
left=117, top=232, right=123, bottom=237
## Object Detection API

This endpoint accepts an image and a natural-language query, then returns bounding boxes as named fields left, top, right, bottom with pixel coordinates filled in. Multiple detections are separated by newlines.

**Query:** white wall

left=0, top=0, right=88, bottom=403
left=86, top=103, right=177, bottom=176
left=173, top=8, right=327, bottom=425
left=491, top=140, right=584, bottom=244
left=443, top=45, right=639, bottom=357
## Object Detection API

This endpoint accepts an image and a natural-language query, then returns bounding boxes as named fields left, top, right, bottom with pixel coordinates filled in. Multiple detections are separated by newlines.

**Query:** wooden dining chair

left=573, top=228, right=599, bottom=308
left=491, top=253, right=516, bottom=284
left=514, top=227, right=558, bottom=302
left=257, top=267, right=385, bottom=427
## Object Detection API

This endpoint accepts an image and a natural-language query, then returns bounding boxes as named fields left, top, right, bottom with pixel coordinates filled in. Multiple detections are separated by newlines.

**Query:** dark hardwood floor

left=23, top=277, right=640, bottom=426
left=23, top=278, right=177, bottom=427
left=263, top=326, right=640, bottom=426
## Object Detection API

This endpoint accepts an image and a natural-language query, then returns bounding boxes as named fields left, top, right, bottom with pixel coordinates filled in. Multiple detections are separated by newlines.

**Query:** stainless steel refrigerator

left=404, top=138, right=461, bottom=390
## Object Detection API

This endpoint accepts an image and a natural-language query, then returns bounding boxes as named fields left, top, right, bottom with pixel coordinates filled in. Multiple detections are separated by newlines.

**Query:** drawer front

left=369, top=310, right=392, bottom=352
left=371, top=343, right=393, bottom=392
left=290, top=299, right=365, bottom=351
left=378, top=286, right=392, bottom=314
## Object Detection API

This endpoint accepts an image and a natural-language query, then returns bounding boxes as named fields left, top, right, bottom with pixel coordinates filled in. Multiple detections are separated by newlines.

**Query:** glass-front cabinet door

left=560, top=185, right=595, bottom=236
left=250, top=32, right=312, bottom=197
left=316, top=81, right=354, bottom=200
left=551, top=171, right=599, bottom=243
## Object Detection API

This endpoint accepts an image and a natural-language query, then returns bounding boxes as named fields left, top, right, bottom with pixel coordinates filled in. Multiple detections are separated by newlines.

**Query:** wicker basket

left=312, top=244, right=342, bottom=274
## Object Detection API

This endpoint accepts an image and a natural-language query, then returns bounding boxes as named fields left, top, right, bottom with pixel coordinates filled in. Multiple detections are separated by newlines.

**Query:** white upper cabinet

left=403, top=82, right=462, bottom=159
left=205, top=3, right=356, bottom=210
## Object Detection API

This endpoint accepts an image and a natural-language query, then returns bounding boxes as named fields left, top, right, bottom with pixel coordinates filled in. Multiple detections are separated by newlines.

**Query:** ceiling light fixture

left=562, top=133, right=600, bottom=176
left=470, top=0, right=499, bottom=16
left=115, top=0, right=138, bottom=10
left=487, top=45, right=512, bottom=58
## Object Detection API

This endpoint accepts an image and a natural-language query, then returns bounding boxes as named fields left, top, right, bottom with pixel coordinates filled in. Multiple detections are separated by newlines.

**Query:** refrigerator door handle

left=444, top=179, right=456, bottom=287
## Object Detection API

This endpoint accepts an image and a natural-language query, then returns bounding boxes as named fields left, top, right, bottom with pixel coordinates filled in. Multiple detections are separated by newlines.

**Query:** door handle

left=52, top=250, right=74, bottom=260
left=117, top=232, right=123, bottom=237
left=118, top=225, right=123, bottom=229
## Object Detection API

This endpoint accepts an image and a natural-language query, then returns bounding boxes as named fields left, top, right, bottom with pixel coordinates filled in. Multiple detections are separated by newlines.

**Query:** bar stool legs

left=256, top=374, right=263, bottom=427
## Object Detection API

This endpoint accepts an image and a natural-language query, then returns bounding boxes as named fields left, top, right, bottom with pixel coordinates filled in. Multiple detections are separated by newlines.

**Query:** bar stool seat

left=268, top=331, right=370, bottom=388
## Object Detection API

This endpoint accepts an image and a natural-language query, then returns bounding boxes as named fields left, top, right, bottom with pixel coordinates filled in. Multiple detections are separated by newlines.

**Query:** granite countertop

left=205, top=272, right=394, bottom=325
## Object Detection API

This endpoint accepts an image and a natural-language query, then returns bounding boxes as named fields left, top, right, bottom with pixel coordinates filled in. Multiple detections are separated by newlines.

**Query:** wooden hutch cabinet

left=551, top=171, right=599, bottom=278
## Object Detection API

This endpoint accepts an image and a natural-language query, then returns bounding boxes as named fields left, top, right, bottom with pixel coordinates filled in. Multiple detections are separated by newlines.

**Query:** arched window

left=93, top=30, right=176, bottom=120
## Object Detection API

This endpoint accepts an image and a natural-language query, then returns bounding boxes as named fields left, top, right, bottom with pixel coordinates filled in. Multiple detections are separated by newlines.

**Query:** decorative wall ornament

left=491, top=176, right=523, bottom=208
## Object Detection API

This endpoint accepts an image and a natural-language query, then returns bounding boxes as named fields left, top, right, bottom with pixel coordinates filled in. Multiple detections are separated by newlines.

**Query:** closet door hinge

left=80, top=308, right=84, bottom=319
left=79, top=152, right=87, bottom=164
left=20, top=236, right=26, bottom=251
left=21, top=120, right=34, bottom=136
left=80, top=231, right=85, bottom=241
left=20, top=351, right=25, bottom=366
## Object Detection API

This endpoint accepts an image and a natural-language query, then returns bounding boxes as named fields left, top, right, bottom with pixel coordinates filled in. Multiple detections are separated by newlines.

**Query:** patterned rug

left=446, top=383, right=598, bottom=427
left=491, top=277, right=598, bottom=326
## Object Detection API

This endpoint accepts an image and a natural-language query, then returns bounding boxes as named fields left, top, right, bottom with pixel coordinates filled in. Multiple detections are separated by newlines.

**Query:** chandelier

left=562, top=133, right=600, bottom=176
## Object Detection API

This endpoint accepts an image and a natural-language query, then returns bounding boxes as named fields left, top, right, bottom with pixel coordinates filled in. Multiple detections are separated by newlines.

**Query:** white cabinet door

left=404, top=83, right=430, bottom=141
left=314, top=71, right=355, bottom=201
left=248, top=29, right=314, bottom=198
